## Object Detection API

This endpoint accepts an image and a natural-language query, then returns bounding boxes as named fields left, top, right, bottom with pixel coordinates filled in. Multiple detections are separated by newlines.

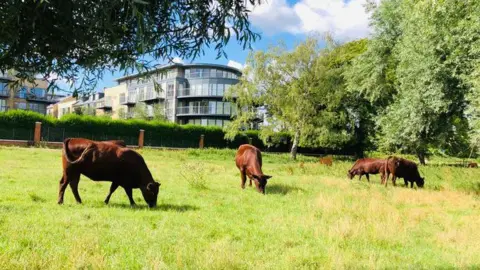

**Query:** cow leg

left=404, top=179, right=408, bottom=187
left=104, top=182, right=119, bottom=204
left=366, top=174, right=370, bottom=182
left=57, top=175, right=69, bottom=204
left=392, top=176, right=397, bottom=187
left=384, top=173, right=389, bottom=187
left=68, top=173, right=82, bottom=204
left=410, top=181, right=414, bottom=188
left=359, top=174, right=363, bottom=181
left=240, top=170, right=247, bottom=189
left=249, top=177, right=252, bottom=187
left=124, top=187, right=136, bottom=206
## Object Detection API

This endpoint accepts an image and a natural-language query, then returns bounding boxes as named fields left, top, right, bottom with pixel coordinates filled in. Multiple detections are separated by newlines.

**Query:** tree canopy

left=0, top=0, right=261, bottom=92
left=346, top=0, right=480, bottom=164
left=225, top=37, right=369, bottom=159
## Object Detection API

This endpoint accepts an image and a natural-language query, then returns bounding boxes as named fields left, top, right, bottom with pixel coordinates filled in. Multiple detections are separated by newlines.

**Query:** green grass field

left=0, top=146, right=480, bottom=269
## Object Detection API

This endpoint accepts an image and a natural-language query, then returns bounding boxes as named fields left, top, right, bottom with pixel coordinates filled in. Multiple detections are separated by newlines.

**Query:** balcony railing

left=120, top=94, right=138, bottom=105
left=26, top=93, right=61, bottom=103
left=177, top=88, right=224, bottom=98
left=142, top=89, right=165, bottom=101
left=0, top=106, right=8, bottom=112
left=176, top=106, right=234, bottom=116
left=96, top=99, right=112, bottom=109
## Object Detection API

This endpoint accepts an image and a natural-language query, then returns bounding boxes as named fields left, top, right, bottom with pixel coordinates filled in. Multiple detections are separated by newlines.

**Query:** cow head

left=347, top=170, right=354, bottom=180
left=417, top=177, right=425, bottom=188
left=253, top=174, right=272, bottom=194
left=141, top=181, right=161, bottom=208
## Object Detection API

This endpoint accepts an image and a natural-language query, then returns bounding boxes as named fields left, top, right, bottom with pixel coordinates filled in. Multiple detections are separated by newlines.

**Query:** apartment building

left=113, top=63, right=241, bottom=127
left=0, top=73, right=64, bottom=115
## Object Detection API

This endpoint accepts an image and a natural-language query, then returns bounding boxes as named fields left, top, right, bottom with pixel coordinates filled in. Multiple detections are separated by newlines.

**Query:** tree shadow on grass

left=267, top=184, right=305, bottom=195
left=101, top=203, right=199, bottom=212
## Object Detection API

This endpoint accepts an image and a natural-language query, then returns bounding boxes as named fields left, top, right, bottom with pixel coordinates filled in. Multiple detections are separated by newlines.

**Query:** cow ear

left=264, top=175, right=272, bottom=180
left=155, top=182, right=160, bottom=187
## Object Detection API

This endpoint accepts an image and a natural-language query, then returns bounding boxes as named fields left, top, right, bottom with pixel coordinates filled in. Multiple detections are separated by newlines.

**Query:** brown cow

left=103, top=140, right=127, bottom=147
left=347, top=158, right=385, bottom=182
left=58, top=138, right=161, bottom=207
left=384, top=156, right=424, bottom=188
left=235, top=144, right=272, bottom=194
left=319, top=156, right=333, bottom=166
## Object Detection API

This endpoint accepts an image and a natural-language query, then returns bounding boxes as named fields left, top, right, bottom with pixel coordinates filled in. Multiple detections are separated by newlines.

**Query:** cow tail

left=63, top=139, right=94, bottom=164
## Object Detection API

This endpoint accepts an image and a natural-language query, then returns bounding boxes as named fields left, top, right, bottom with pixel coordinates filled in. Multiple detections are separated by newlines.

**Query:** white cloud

left=227, top=60, right=245, bottom=70
left=172, top=57, right=183, bottom=64
left=249, top=0, right=375, bottom=40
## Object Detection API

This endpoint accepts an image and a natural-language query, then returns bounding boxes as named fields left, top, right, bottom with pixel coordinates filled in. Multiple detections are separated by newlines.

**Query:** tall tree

left=225, top=37, right=370, bottom=159
left=347, top=0, right=480, bottom=164
left=0, top=0, right=262, bottom=93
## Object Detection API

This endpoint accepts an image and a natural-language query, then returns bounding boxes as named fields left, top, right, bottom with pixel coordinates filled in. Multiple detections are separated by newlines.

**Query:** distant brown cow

left=58, top=138, right=160, bottom=207
left=235, top=144, right=272, bottom=194
left=347, top=158, right=385, bottom=182
left=319, top=156, right=333, bottom=166
left=384, top=156, right=424, bottom=188
left=467, top=162, right=478, bottom=168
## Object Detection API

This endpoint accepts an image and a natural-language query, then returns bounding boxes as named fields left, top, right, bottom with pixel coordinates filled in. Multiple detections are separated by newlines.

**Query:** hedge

left=0, top=110, right=364, bottom=155
left=0, top=110, right=293, bottom=151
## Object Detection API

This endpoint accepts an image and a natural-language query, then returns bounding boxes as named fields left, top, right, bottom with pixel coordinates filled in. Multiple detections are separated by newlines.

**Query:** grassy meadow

left=0, top=146, right=480, bottom=269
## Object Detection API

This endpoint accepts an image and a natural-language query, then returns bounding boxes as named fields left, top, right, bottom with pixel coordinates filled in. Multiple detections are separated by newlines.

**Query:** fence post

left=34, top=122, right=42, bottom=145
left=199, top=134, right=205, bottom=149
left=138, top=129, right=145, bottom=148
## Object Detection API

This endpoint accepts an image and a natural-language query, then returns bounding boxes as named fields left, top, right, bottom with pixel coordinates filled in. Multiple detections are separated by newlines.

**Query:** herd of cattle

left=58, top=138, right=425, bottom=208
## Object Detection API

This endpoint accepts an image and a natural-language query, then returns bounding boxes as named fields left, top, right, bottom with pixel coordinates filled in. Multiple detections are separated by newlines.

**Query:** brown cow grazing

left=347, top=158, right=385, bottom=182
left=58, top=138, right=161, bottom=207
left=467, top=162, right=478, bottom=168
left=235, top=144, right=272, bottom=194
left=384, top=156, right=424, bottom=188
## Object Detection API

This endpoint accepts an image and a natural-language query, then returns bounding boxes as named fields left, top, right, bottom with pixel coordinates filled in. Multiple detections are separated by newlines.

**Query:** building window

left=15, top=102, right=27, bottom=110
left=0, top=99, right=7, bottom=111
left=17, top=87, right=28, bottom=98
left=217, top=84, right=225, bottom=96
left=30, top=88, right=46, bottom=98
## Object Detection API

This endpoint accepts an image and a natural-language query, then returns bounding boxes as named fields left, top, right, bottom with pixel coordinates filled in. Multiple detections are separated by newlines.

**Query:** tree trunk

left=290, top=130, right=300, bottom=160
left=417, top=151, right=426, bottom=165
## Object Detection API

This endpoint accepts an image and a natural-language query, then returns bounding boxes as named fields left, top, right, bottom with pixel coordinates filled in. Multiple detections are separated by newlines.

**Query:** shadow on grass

left=267, top=184, right=305, bottom=195
left=101, top=202, right=199, bottom=212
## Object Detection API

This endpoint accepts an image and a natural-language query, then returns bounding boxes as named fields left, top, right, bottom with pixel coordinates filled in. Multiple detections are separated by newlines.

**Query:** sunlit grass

left=0, top=146, right=479, bottom=269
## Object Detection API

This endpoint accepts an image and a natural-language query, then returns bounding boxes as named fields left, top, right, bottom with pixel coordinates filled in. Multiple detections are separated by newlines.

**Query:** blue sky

left=61, top=0, right=374, bottom=92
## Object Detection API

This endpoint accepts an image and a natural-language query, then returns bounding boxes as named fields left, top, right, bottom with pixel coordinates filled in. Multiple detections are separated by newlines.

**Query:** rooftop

left=115, top=63, right=242, bottom=82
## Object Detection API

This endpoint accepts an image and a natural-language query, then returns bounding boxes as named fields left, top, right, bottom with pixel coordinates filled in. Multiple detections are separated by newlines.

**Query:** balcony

left=26, top=94, right=62, bottom=103
left=177, top=88, right=224, bottom=98
left=176, top=106, right=233, bottom=116
left=120, top=95, right=137, bottom=105
left=141, top=89, right=165, bottom=101
left=0, top=105, right=8, bottom=112
left=96, top=99, right=112, bottom=109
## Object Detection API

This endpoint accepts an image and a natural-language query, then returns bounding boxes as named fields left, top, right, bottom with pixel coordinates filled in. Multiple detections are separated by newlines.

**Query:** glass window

left=216, top=101, right=223, bottom=114
left=202, top=83, right=208, bottom=95
left=201, top=119, right=208, bottom=126
left=210, top=69, right=216, bottom=77
left=217, top=84, right=225, bottom=96
left=17, top=87, right=27, bottom=98
left=209, top=101, right=216, bottom=114
left=30, top=88, right=46, bottom=97
left=216, top=69, right=223, bottom=78
left=208, top=119, right=215, bottom=126
left=15, top=102, right=26, bottom=110
left=223, top=70, right=228, bottom=78
left=215, top=120, right=223, bottom=127
left=0, top=99, right=7, bottom=111
left=224, top=102, right=231, bottom=115
left=209, top=84, right=217, bottom=96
